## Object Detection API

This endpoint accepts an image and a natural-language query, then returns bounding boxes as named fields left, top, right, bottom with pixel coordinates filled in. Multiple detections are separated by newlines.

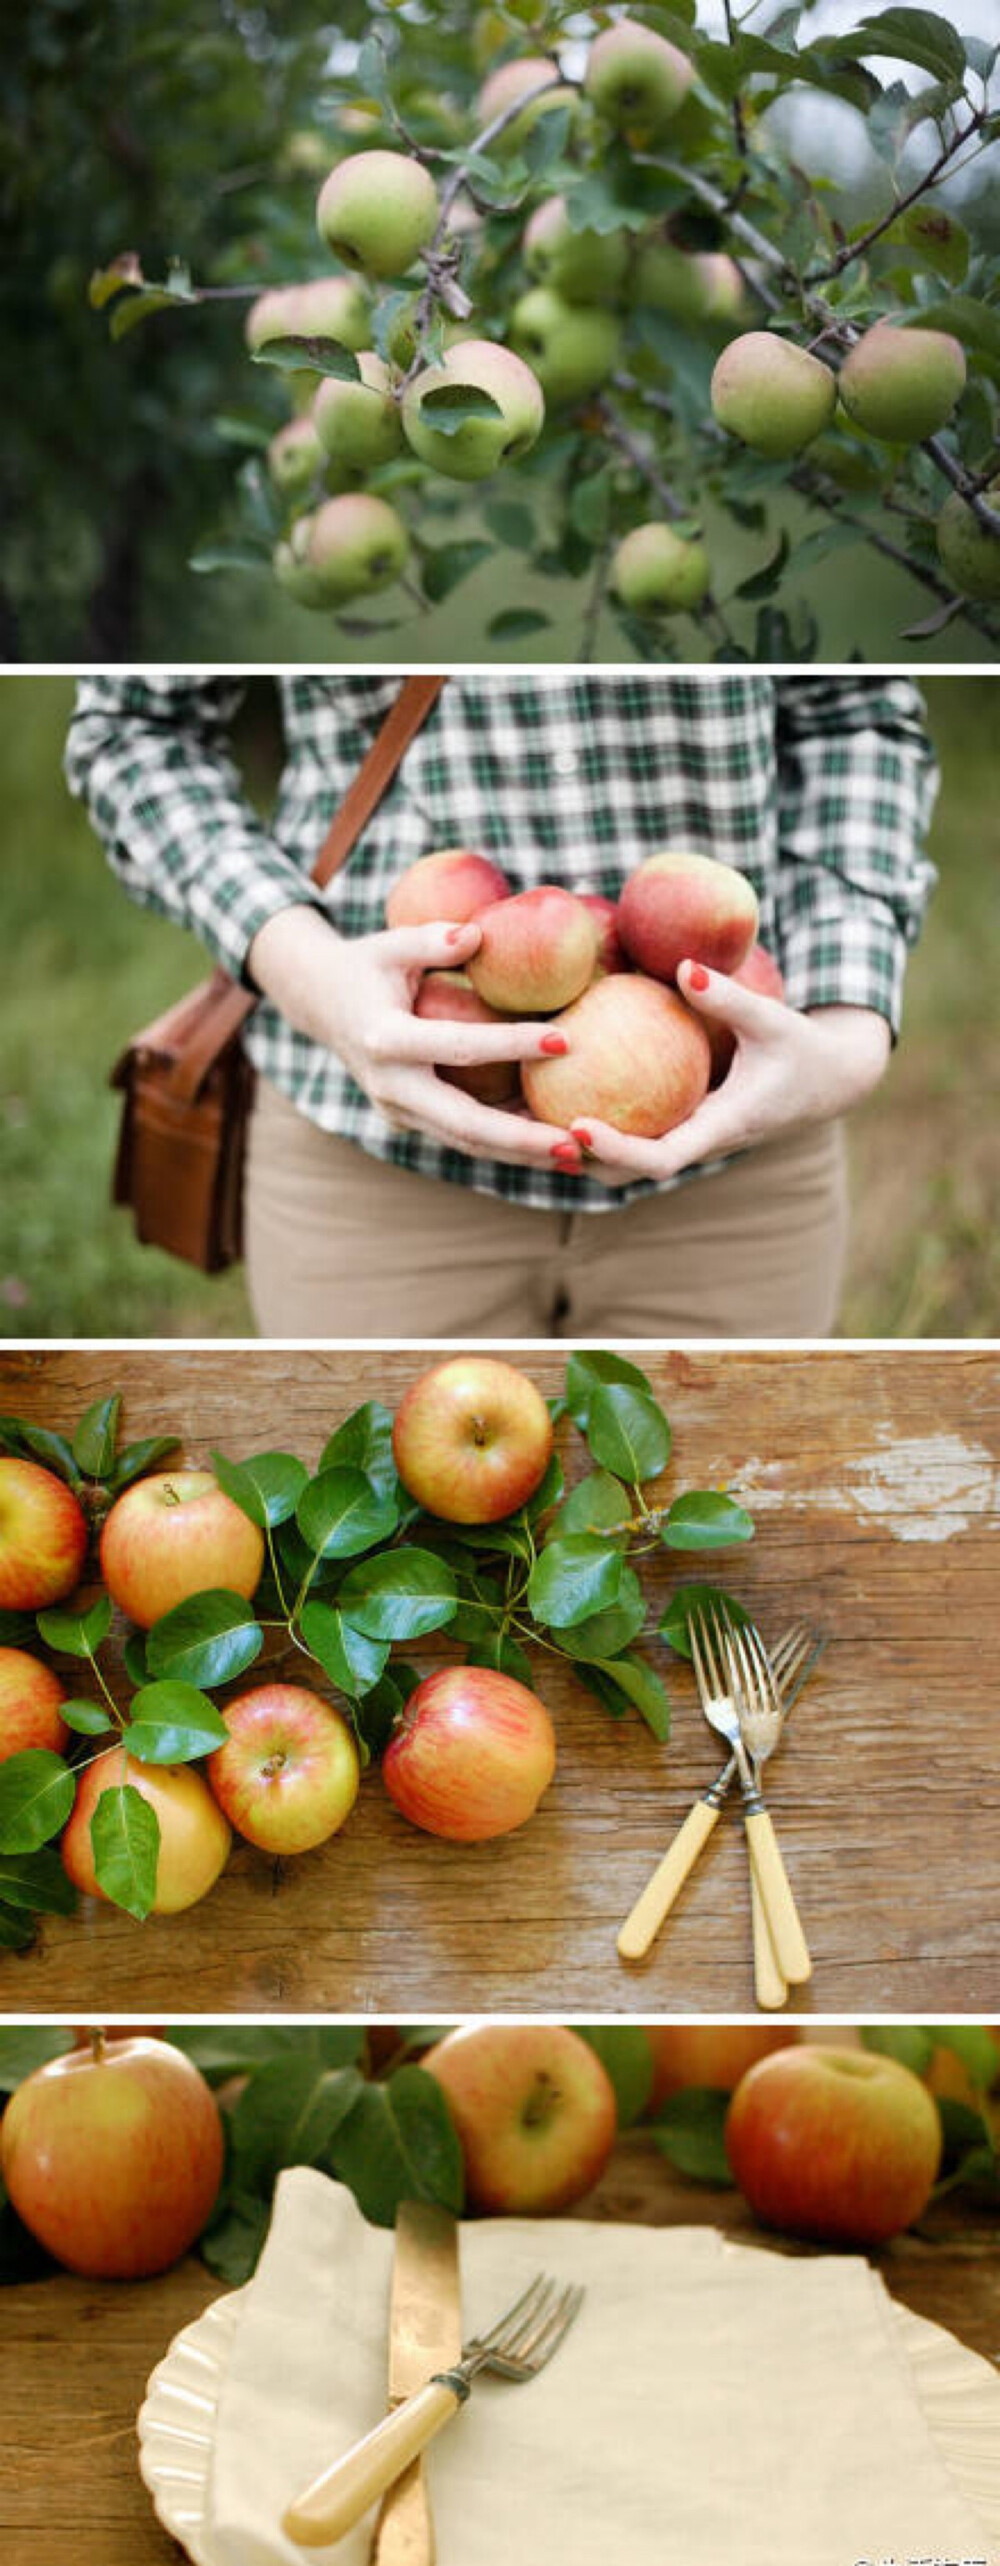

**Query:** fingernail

left=540, top=1032, right=568, bottom=1056
left=572, top=1126, right=593, bottom=1150
left=445, top=924, right=466, bottom=946
left=686, top=962, right=711, bottom=992
left=551, top=1141, right=582, bottom=1169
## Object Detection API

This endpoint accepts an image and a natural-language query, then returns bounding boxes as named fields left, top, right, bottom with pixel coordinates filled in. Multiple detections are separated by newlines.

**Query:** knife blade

left=370, top=2200, right=462, bottom=2566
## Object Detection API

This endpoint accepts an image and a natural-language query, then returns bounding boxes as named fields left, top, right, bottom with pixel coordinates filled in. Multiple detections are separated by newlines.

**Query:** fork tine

left=474, top=2271, right=553, bottom=2357
left=521, top=2282, right=585, bottom=2369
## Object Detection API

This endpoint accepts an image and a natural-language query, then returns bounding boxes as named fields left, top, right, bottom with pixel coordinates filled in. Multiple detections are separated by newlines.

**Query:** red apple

left=61, top=1750, right=232, bottom=1913
left=392, top=1356, right=553, bottom=1525
left=0, top=2031, right=224, bottom=2278
left=522, top=972, right=710, bottom=1139
left=467, top=887, right=600, bottom=1013
left=0, top=1459, right=88, bottom=1610
left=646, top=2025, right=800, bottom=2115
left=579, top=892, right=629, bottom=976
left=705, top=941, right=787, bottom=1085
left=725, top=2044, right=943, bottom=2247
left=617, top=851, right=759, bottom=982
left=385, top=848, right=512, bottom=929
left=423, top=2022, right=617, bottom=2211
left=206, top=1682, right=360, bottom=1854
left=0, top=1646, right=69, bottom=1760
left=382, top=1665, right=556, bottom=1841
left=413, top=970, right=521, bottom=1107
left=99, top=1469, right=265, bottom=1629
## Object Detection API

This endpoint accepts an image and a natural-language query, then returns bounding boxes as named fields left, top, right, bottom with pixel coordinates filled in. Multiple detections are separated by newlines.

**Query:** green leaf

left=859, top=2026, right=936, bottom=2072
left=211, top=1449, right=309, bottom=1529
left=189, top=544, right=270, bottom=577
left=527, top=1536, right=627, bottom=1630
left=339, top=1549, right=458, bottom=1642
left=556, top=1575, right=647, bottom=1662
left=296, top=1467, right=399, bottom=1561
left=587, top=1651, right=671, bottom=1741
left=72, top=1395, right=121, bottom=1481
left=660, top=1493, right=754, bottom=1552
left=145, top=1589, right=265, bottom=1689
left=16, top=1426, right=79, bottom=1482
left=0, top=1903, right=37, bottom=1951
left=900, top=297, right=1000, bottom=364
left=299, top=1599, right=390, bottom=1699
left=168, top=2025, right=365, bottom=2083
left=734, top=531, right=790, bottom=603
left=564, top=1350, right=653, bottom=1430
left=894, top=205, right=969, bottom=285
left=0, top=2028, right=71, bottom=2090
left=90, top=1784, right=160, bottom=1921
left=36, top=1595, right=111, bottom=1657
left=0, top=1752, right=76, bottom=1853
left=466, top=1628, right=535, bottom=1685
left=420, top=384, right=503, bottom=435
left=321, top=1402, right=398, bottom=1498
left=330, top=2067, right=464, bottom=2226
left=0, top=1849, right=77, bottom=1915
left=486, top=608, right=551, bottom=639
left=228, top=2053, right=364, bottom=2193
left=199, top=2193, right=271, bottom=2285
left=547, top=1469, right=631, bottom=1549
left=124, top=1680, right=230, bottom=1764
left=926, top=2025, right=1000, bottom=2087
left=651, top=2088, right=735, bottom=2184
left=585, top=1383, right=671, bottom=1484
left=108, top=1434, right=182, bottom=1493
left=576, top=2026, right=653, bottom=2128
left=61, top=1698, right=115, bottom=1736
left=123, top=1631, right=149, bottom=1688
left=249, top=334, right=362, bottom=380
left=819, top=9, right=966, bottom=83
left=484, top=497, right=535, bottom=547
left=570, top=468, right=613, bottom=544
left=658, top=1585, right=749, bottom=1656
left=421, top=540, right=494, bottom=602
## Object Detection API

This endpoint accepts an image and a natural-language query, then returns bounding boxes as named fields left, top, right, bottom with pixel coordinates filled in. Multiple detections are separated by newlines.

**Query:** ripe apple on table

left=0, top=1645, right=69, bottom=1759
left=645, top=2025, right=800, bottom=2114
left=392, top=1355, right=553, bottom=1525
left=61, top=1749, right=232, bottom=1914
left=0, top=2031, right=224, bottom=2278
left=206, top=1682, right=360, bottom=1855
left=382, top=1664, right=556, bottom=1842
left=423, top=2022, right=618, bottom=2212
left=725, top=2044, right=943, bottom=2247
left=99, top=1468, right=265, bottom=1629
left=0, top=1457, right=88, bottom=1610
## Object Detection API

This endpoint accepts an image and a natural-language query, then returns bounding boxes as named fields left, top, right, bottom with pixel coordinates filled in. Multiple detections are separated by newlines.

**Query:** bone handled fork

left=708, top=1604, right=812, bottom=1995
left=617, top=1623, right=821, bottom=1978
left=283, top=2274, right=584, bottom=2550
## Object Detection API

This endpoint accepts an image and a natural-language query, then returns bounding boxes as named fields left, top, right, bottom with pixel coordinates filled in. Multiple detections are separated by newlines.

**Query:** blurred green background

left=0, top=674, right=996, bottom=1340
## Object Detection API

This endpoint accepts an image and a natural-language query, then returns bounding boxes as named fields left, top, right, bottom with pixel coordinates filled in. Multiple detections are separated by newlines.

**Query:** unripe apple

left=522, top=196, right=629, bottom=305
left=316, top=150, right=439, bottom=279
left=510, top=287, right=620, bottom=404
left=414, top=972, right=521, bottom=1107
left=267, top=416, right=324, bottom=495
left=522, top=972, right=710, bottom=1139
left=633, top=236, right=745, bottom=328
left=584, top=17, right=692, bottom=136
left=617, top=850, right=759, bottom=981
left=611, top=521, right=710, bottom=615
left=468, top=886, right=600, bottom=1013
left=838, top=320, right=966, bottom=444
left=385, top=847, right=512, bottom=929
left=476, top=56, right=577, bottom=151
left=245, top=276, right=370, bottom=355
left=402, top=339, right=544, bottom=481
left=61, top=1753, right=232, bottom=1915
left=711, top=331, right=837, bottom=459
left=936, top=476, right=1000, bottom=601
left=312, top=351, right=404, bottom=469
left=285, top=493, right=410, bottom=606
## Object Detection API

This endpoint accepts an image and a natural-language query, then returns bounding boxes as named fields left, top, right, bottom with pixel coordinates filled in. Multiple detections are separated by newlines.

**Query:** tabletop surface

left=1, top=1345, right=998, bottom=2016
left=1, top=2143, right=997, bottom=2566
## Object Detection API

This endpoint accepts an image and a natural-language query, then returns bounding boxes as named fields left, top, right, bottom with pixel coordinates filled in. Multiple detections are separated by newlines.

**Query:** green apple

left=584, top=16, right=691, bottom=136
left=316, top=149, right=439, bottom=279
left=522, top=196, right=629, bottom=305
left=276, top=493, right=410, bottom=608
left=611, top=521, right=710, bottom=615
left=634, top=236, right=745, bottom=328
left=476, top=56, right=577, bottom=151
left=267, top=416, right=324, bottom=495
left=511, top=286, right=621, bottom=404
left=313, top=351, right=404, bottom=469
left=838, top=320, right=966, bottom=444
left=402, top=338, right=544, bottom=481
left=245, top=276, right=370, bottom=355
left=711, top=330, right=837, bottom=459
left=936, top=477, right=1000, bottom=601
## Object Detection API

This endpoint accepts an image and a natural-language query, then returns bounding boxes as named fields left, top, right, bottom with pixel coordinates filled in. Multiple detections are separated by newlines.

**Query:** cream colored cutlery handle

left=283, top=2379, right=462, bottom=2549
left=745, top=1809, right=812, bottom=1986
left=372, top=2455, right=435, bottom=2566
left=617, top=1797, right=721, bottom=1960
left=750, top=1856, right=788, bottom=2011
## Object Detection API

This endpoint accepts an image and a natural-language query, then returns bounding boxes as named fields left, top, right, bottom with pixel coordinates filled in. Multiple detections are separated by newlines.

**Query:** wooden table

left=2, top=1348, right=998, bottom=2015
left=1, top=2145, right=996, bottom=2566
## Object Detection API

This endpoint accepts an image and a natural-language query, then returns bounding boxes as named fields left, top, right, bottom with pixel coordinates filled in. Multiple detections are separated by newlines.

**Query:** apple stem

left=90, top=2028, right=107, bottom=2065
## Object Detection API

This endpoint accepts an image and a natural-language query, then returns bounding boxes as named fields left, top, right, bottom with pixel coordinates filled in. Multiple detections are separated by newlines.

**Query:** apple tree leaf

left=556, top=1574, right=647, bottom=1662
left=123, top=1680, right=230, bottom=1763
left=72, top=1395, right=121, bottom=1480
left=90, top=1783, right=160, bottom=1920
left=564, top=1350, right=654, bottom=1430
left=0, top=1751, right=77, bottom=1853
left=36, top=1596, right=112, bottom=1658
left=585, top=1383, right=672, bottom=1484
left=61, top=1698, right=116, bottom=1736
left=145, top=1590, right=265, bottom=1689
left=650, top=2088, right=735, bottom=2184
left=0, top=1848, right=77, bottom=1914
left=249, top=334, right=362, bottom=380
left=577, top=2026, right=654, bottom=2127
left=546, top=1469, right=631, bottom=1548
left=339, top=1550, right=458, bottom=1642
left=296, top=1467, right=399, bottom=1561
left=211, top=1449, right=309, bottom=1530
left=299, top=1600, right=389, bottom=1700
left=320, top=1402, right=398, bottom=1499
left=107, top=1434, right=183, bottom=1493
left=658, top=1585, right=750, bottom=1655
left=329, top=2066, right=464, bottom=2226
left=527, top=1535, right=627, bottom=1629
left=660, top=1493, right=754, bottom=1551
left=585, top=1652, right=671, bottom=1741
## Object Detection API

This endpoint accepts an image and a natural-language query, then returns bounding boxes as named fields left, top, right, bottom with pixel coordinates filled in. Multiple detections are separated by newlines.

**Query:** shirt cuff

left=157, top=822, right=329, bottom=986
left=778, top=892, right=907, bottom=1038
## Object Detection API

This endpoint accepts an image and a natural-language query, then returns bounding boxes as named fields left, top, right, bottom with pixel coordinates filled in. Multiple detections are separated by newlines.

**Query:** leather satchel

left=109, top=673, right=447, bottom=1273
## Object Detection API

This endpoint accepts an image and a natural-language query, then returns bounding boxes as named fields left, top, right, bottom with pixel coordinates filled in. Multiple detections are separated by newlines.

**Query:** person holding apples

left=66, top=670, right=936, bottom=1339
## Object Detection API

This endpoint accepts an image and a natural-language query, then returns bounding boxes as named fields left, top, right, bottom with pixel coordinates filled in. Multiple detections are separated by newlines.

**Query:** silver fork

left=711, top=1605, right=813, bottom=1997
left=617, top=1623, right=822, bottom=1975
left=283, top=2273, right=584, bottom=2549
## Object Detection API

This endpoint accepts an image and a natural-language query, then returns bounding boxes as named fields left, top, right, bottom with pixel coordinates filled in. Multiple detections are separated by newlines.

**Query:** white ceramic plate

left=138, top=2286, right=1000, bottom=2564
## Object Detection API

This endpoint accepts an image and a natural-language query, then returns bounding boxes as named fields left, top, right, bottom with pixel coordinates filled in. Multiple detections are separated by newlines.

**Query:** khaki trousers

left=244, top=1079, right=849, bottom=1341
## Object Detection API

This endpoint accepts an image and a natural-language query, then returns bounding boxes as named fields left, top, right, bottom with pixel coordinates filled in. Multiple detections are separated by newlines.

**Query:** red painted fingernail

left=540, top=1032, right=568, bottom=1055
left=445, top=924, right=466, bottom=945
left=551, top=1141, right=582, bottom=1169
left=572, top=1127, right=593, bottom=1150
left=686, top=962, right=710, bottom=992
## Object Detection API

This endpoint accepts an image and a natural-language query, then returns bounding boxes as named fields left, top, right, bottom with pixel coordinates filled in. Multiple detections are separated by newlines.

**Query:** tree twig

left=808, top=110, right=987, bottom=283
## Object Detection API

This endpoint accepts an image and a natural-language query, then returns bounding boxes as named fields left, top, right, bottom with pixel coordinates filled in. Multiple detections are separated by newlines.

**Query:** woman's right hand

left=246, top=903, right=584, bottom=1172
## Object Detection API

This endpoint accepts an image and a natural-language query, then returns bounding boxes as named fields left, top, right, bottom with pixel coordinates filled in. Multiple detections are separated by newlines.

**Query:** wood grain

left=1, top=2144, right=996, bottom=2566
left=1, top=1347, right=998, bottom=2015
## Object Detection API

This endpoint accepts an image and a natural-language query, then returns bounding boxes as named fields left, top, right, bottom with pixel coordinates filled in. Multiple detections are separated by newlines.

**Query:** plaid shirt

left=66, top=672, right=938, bottom=1213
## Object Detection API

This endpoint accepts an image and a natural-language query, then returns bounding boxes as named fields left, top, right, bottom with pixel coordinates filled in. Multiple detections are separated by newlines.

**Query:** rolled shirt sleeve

left=773, top=676, right=939, bottom=1035
left=64, top=673, right=323, bottom=983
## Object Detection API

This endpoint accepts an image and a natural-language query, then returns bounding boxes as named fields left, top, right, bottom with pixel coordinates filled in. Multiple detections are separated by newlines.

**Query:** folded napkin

left=207, top=2169, right=995, bottom=2566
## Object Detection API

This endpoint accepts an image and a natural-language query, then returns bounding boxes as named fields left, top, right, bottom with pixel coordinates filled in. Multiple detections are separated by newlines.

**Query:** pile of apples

left=390, top=842, right=785, bottom=1139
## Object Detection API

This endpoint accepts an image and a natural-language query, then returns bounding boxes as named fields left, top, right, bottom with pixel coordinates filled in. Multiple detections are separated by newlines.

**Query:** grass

left=0, top=674, right=996, bottom=1341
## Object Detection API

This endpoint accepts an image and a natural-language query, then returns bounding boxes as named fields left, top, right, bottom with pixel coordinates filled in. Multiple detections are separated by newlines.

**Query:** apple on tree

left=99, top=1467, right=265, bottom=1629
left=837, top=321, right=966, bottom=446
left=207, top=1682, right=360, bottom=1855
left=0, top=2031, right=224, bottom=2279
left=611, top=522, right=711, bottom=618
left=423, top=2022, right=617, bottom=2212
left=510, top=288, right=621, bottom=407
left=584, top=17, right=692, bottom=139
left=522, top=197, right=629, bottom=306
left=633, top=236, right=745, bottom=329
left=267, top=416, right=324, bottom=496
left=392, top=1355, right=553, bottom=1525
left=245, top=276, right=370, bottom=357
left=275, top=491, right=410, bottom=609
left=382, top=1664, right=557, bottom=1843
left=475, top=57, right=577, bottom=151
left=937, top=478, right=1000, bottom=602
left=316, top=150, right=440, bottom=280
left=0, top=1457, right=88, bottom=1610
left=312, top=352, right=404, bottom=472
left=401, top=340, right=545, bottom=482
left=711, top=332, right=837, bottom=460
left=61, top=1749, right=232, bottom=1914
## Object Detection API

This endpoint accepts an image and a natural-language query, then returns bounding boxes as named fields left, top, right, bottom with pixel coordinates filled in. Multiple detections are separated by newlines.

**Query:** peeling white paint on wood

left=733, top=1433, right=1000, bottom=1542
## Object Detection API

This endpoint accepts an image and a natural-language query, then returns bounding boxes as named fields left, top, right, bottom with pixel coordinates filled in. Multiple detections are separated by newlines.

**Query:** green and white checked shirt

left=66, top=672, right=938, bottom=1213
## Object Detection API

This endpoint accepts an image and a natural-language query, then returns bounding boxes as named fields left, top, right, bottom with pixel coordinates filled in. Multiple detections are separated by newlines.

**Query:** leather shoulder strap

left=311, top=673, right=447, bottom=889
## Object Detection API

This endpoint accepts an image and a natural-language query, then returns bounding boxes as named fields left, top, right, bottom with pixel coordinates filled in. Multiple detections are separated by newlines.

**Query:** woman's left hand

left=569, top=961, right=892, bottom=1184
